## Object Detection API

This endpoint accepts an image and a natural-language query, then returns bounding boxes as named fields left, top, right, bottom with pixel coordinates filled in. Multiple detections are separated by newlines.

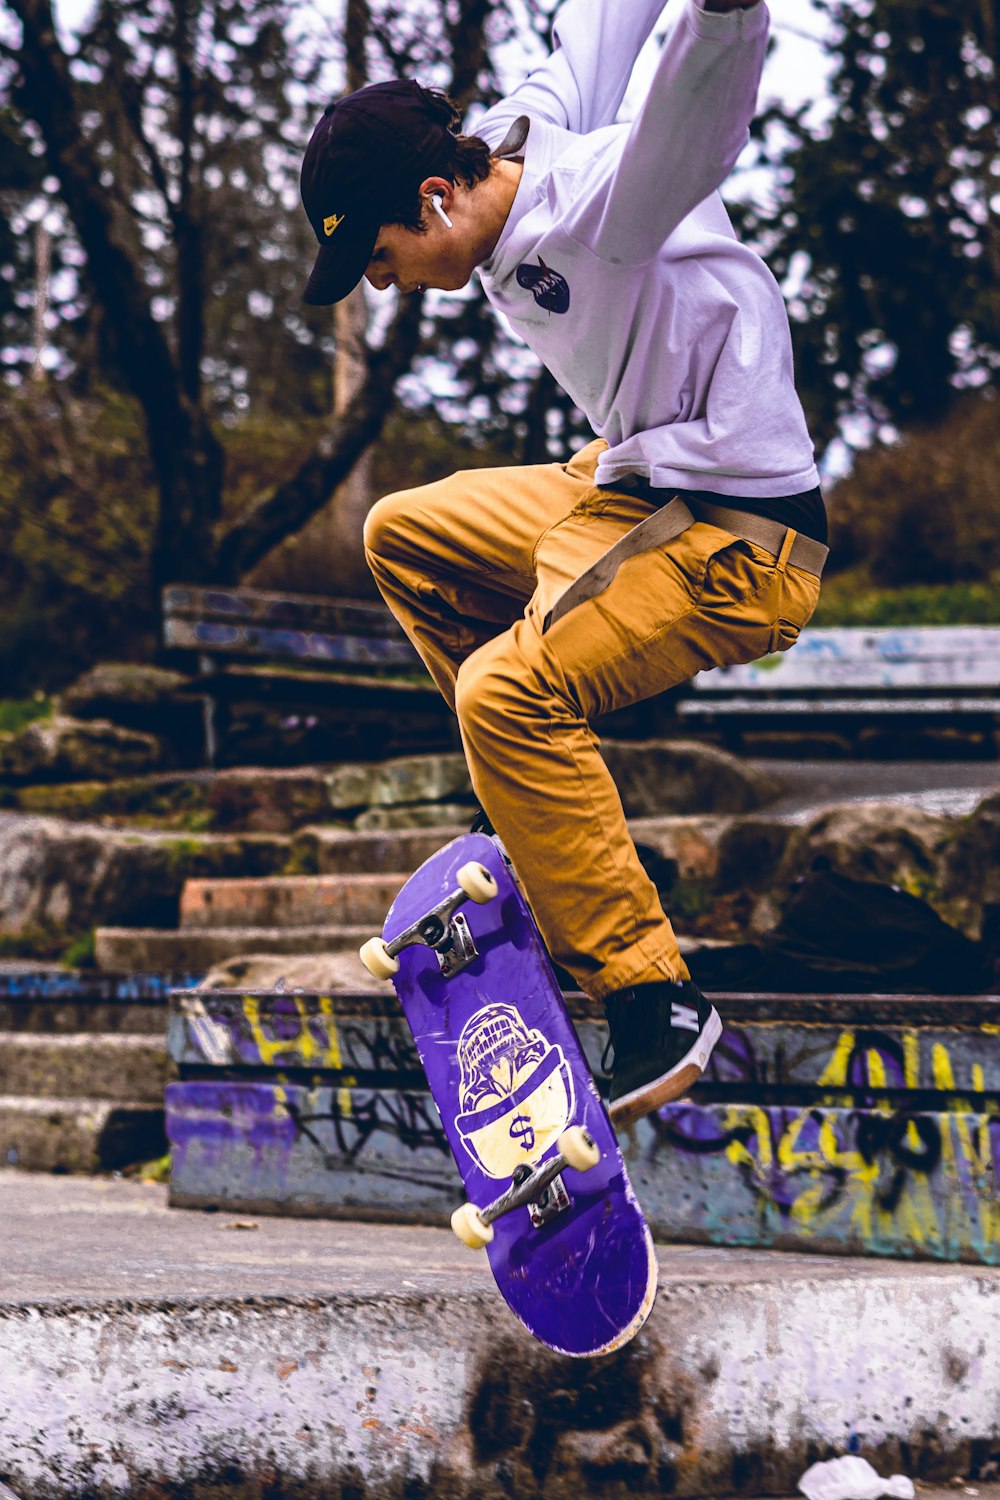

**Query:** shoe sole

left=608, top=1006, right=723, bottom=1130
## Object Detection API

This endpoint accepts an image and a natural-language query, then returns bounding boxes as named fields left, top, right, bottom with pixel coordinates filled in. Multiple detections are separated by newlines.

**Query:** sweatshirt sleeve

left=475, top=0, right=668, bottom=144
left=570, top=0, right=769, bottom=265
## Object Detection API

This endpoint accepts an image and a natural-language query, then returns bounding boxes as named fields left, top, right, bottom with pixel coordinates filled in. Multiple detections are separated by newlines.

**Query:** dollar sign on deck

left=509, top=1114, right=536, bottom=1153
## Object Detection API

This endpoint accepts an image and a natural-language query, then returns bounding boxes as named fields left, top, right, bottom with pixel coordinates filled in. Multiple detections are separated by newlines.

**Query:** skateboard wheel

left=359, top=937, right=400, bottom=980
left=451, top=1201, right=494, bottom=1250
left=456, top=861, right=498, bottom=904
left=558, top=1125, right=601, bottom=1173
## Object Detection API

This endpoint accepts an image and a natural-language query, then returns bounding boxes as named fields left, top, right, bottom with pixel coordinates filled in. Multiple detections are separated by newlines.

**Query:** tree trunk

left=250, top=284, right=377, bottom=596
left=10, top=0, right=225, bottom=593
left=31, top=221, right=50, bottom=382
left=10, top=0, right=495, bottom=604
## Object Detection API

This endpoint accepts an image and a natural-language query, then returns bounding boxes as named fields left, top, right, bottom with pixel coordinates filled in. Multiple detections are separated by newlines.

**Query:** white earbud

left=429, top=194, right=454, bottom=229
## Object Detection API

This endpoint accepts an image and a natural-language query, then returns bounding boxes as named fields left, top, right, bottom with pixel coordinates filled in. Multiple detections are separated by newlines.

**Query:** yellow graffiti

left=816, top=1029, right=856, bottom=1087
left=930, top=1043, right=997, bottom=1247
left=241, top=992, right=345, bottom=1069
left=241, top=994, right=352, bottom=1120
left=715, top=1025, right=1000, bottom=1257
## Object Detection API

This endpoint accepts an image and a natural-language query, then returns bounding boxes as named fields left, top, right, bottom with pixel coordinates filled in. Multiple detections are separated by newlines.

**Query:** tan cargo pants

left=364, top=438, right=820, bottom=1001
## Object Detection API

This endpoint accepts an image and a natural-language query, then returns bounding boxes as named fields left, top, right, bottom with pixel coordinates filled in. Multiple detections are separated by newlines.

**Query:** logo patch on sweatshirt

left=516, top=256, right=570, bottom=314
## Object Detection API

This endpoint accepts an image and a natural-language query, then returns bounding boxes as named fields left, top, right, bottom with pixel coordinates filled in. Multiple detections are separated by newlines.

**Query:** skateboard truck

left=515, top=1160, right=573, bottom=1228
left=359, top=861, right=498, bottom=982
left=451, top=1125, right=601, bottom=1249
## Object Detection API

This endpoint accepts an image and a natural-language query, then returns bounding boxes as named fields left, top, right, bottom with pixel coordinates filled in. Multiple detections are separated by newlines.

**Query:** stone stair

left=91, top=808, right=784, bottom=975
left=0, top=972, right=191, bottom=1173
left=94, top=825, right=469, bottom=973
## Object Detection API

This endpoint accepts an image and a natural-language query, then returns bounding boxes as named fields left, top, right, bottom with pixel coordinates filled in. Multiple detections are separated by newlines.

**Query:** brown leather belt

left=541, top=495, right=829, bottom=635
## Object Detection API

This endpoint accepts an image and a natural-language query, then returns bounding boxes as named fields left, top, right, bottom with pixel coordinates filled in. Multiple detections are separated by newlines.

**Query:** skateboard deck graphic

left=375, top=833, right=657, bottom=1357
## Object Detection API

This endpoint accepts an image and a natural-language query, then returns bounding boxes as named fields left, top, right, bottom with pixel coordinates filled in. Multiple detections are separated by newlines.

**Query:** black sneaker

left=603, top=979, right=722, bottom=1122
left=469, top=806, right=495, bottom=837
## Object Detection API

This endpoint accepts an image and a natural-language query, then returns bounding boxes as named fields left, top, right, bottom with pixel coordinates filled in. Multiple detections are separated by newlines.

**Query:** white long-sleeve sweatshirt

left=473, top=0, right=819, bottom=499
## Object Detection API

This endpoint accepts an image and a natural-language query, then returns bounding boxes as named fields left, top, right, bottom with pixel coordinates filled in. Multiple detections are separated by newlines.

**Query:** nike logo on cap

left=324, top=213, right=345, bottom=237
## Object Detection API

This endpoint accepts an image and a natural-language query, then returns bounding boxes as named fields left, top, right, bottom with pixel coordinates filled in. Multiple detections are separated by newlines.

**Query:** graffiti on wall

left=650, top=1023, right=1000, bottom=1262
left=170, top=991, right=421, bottom=1076
left=166, top=1078, right=454, bottom=1211
left=167, top=989, right=1000, bottom=1260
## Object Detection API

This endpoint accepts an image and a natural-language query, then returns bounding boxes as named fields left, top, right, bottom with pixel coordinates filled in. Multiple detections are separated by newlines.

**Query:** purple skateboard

left=360, top=832, right=657, bottom=1357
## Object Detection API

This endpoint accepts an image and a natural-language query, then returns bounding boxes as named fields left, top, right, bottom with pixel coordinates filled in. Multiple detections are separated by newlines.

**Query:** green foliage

left=825, top=392, right=1000, bottom=586
left=737, top=0, right=999, bottom=453
left=130, top=1152, right=172, bottom=1183
left=370, top=407, right=521, bottom=493
left=0, top=374, right=524, bottom=693
left=61, top=928, right=97, bottom=969
left=0, top=923, right=87, bottom=962
left=0, top=697, right=51, bottom=734
left=812, top=574, right=1000, bottom=628
left=0, top=383, right=158, bottom=692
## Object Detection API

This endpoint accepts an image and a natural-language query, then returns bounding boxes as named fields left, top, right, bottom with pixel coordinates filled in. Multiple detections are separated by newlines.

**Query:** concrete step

left=292, top=823, right=467, bottom=875
left=0, top=968, right=196, bottom=1036
left=0, top=1096, right=165, bottom=1172
left=4, top=1171, right=1000, bottom=1498
left=292, top=813, right=755, bottom=881
left=94, top=924, right=373, bottom=974
left=180, top=873, right=405, bottom=931
left=0, top=998, right=169, bottom=1035
left=0, top=1033, right=171, bottom=1103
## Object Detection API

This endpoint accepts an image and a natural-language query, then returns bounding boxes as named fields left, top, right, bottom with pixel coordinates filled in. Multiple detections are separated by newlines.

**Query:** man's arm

left=567, top=0, right=769, bottom=264
left=474, top=0, right=668, bottom=144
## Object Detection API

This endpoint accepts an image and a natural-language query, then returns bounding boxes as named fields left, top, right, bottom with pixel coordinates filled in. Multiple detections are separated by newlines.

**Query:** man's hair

left=382, top=88, right=493, bottom=231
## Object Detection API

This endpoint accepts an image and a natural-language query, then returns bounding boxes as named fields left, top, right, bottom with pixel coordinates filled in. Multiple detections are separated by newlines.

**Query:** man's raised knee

left=455, top=636, right=529, bottom=737
left=362, top=489, right=414, bottom=564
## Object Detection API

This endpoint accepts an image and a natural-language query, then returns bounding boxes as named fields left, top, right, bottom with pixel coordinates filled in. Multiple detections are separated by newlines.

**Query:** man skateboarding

left=299, top=0, right=827, bottom=1118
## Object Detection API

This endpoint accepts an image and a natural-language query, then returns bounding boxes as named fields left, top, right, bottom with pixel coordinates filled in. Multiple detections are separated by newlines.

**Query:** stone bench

left=678, top=624, right=1000, bottom=754
left=166, top=986, right=1000, bottom=1262
left=162, top=583, right=454, bottom=766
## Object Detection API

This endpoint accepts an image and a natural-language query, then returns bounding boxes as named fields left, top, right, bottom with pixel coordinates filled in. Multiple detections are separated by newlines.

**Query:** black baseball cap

left=300, top=79, right=456, bottom=306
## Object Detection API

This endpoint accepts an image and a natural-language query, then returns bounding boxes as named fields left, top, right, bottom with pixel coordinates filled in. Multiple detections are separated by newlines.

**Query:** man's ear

left=418, top=176, right=454, bottom=211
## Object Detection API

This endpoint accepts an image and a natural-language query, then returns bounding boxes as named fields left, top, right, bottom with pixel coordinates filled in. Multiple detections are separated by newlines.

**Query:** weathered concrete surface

left=751, top=797, right=999, bottom=940
left=180, top=873, right=405, bottom=930
left=0, top=715, right=167, bottom=783
left=94, top=923, right=372, bottom=972
left=0, top=1032, right=171, bottom=1102
left=3, top=767, right=338, bottom=834
left=196, top=950, right=374, bottom=992
left=2, top=1172, right=999, bottom=1499
left=60, top=660, right=199, bottom=737
left=0, top=1097, right=165, bottom=1172
left=759, top=1490, right=1000, bottom=1500
left=0, top=976, right=194, bottom=1178
left=162, top=987, right=1000, bottom=1262
left=0, top=813, right=290, bottom=946
left=754, top=759, right=1000, bottom=823
left=0, top=739, right=779, bottom=835
left=322, top=740, right=780, bottom=821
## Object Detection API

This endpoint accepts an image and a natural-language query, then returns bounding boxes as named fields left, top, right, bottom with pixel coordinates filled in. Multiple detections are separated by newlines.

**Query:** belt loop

left=776, top=527, right=797, bottom=574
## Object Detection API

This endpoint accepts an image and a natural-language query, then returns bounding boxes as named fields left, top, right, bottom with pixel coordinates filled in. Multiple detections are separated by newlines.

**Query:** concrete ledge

left=0, top=1033, right=172, bottom=1103
left=94, top=924, right=373, bottom=972
left=2, top=1174, right=1000, bottom=1499
left=180, top=873, right=407, bottom=930
left=0, top=1096, right=165, bottom=1172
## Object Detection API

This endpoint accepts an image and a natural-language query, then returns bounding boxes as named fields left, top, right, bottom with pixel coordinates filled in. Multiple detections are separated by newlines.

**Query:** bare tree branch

left=447, top=0, right=493, bottom=109
left=110, top=53, right=179, bottom=228
left=344, top=0, right=369, bottom=94
left=214, top=292, right=425, bottom=579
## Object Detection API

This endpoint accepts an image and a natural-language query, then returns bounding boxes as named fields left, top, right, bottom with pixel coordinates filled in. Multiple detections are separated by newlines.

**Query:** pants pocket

left=768, top=617, right=802, bottom=653
left=767, top=566, right=821, bottom=653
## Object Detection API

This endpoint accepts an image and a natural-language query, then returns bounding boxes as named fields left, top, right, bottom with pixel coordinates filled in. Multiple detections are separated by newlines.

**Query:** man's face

left=365, top=217, right=473, bottom=296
